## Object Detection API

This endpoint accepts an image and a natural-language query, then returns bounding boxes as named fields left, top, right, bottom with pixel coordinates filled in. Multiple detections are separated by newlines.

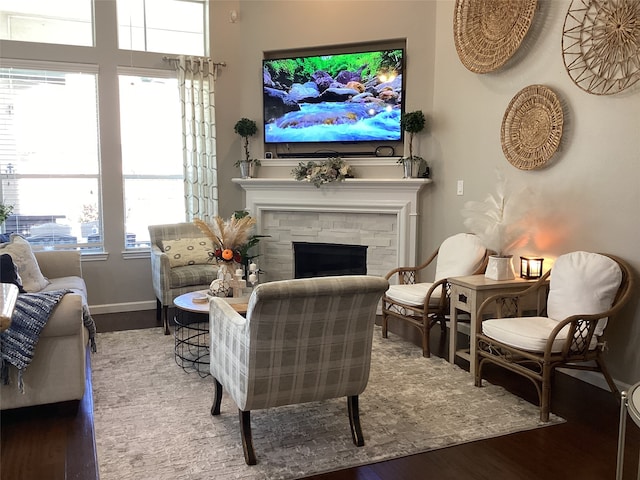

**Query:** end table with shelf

left=448, top=275, right=548, bottom=374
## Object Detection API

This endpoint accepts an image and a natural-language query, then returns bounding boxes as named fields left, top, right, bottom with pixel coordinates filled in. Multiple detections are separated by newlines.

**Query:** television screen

left=263, top=48, right=404, bottom=145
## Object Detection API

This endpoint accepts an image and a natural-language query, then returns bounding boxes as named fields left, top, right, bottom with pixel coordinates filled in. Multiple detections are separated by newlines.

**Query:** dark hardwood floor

left=2, top=309, right=639, bottom=480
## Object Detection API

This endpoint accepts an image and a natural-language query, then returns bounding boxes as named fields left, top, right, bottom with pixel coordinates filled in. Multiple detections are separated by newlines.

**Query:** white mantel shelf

left=233, top=177, right=432, bottom=268
left=232, top=177, right=432, bottom=188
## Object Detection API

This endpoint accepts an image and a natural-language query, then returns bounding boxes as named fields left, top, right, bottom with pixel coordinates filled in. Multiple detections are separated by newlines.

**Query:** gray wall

left=75, top=1, right=638, bottom=386
left=207, top=0, right=640, bottom=387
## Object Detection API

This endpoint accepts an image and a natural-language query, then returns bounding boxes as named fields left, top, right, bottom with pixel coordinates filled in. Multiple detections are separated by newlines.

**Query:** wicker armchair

left=209, top=275, right=389, bottom=465
left=475, top=251, right=634, bottom=422
left=148, top=222, right=218, bottom=334
left=381, top=233, right=489, bottom=357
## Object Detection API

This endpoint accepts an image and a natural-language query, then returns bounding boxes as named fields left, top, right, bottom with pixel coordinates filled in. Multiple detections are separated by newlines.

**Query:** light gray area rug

left=92, top=325, right=563, bottom=480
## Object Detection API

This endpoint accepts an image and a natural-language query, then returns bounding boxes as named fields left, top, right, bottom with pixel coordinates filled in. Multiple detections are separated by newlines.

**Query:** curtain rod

left=162, top=56, right=226, bottom=67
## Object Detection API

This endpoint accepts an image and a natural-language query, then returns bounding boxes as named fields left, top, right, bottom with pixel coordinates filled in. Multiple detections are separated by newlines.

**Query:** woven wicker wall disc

left=454, top=0, right=538, bottom=74
left=501, top=85, right=564, bottom=170
left=562, top=0, right=640, bottom=95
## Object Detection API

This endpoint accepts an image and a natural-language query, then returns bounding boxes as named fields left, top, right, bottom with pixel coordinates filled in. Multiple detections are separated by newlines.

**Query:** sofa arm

left=33, top=250, right=82, bottom=279
left=149, top=245, right=172, bottom=304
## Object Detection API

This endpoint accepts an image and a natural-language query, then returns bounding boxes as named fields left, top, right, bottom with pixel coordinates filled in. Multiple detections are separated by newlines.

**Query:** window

left=119, top=73, right=186, bottom=247
left=0, top=0, right=208, bottom=252
left=117, top=0, right=208, bottom=56
left=0, top=0, right=94, bottom=47
left=0, top=64, right=101, bottom=250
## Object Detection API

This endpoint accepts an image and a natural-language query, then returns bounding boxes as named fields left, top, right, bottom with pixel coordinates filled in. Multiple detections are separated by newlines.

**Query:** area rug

left=92, top=325, right=563, bottom=480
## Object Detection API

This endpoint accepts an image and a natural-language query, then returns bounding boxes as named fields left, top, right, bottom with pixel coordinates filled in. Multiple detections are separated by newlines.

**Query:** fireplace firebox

left=293, top=242, right=367, bottom=279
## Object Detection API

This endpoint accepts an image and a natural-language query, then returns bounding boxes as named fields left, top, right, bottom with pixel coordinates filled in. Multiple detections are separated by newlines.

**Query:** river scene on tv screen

left=263, top=49, right=403, bottom=144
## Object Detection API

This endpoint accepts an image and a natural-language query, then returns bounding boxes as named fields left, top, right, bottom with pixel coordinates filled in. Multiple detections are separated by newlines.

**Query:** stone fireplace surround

left=233, top=178, right=431, bottom=282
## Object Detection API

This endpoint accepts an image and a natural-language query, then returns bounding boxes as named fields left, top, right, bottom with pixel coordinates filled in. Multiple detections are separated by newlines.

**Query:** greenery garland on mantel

left=291, top=157, right=354, bottom=188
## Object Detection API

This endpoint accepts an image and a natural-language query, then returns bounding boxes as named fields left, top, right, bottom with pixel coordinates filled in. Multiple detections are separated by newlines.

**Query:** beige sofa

left=0, top=250, right=92, bottom=410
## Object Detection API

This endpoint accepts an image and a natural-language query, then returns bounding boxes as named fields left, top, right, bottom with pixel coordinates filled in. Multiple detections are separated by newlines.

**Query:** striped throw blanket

left=0, top=290, right=96, bottom=392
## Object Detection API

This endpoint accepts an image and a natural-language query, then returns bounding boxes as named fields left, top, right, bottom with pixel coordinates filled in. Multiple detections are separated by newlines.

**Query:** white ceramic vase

left=484, top=255, right=515, bottom=281
left=209, top=263, right=234, bottom=297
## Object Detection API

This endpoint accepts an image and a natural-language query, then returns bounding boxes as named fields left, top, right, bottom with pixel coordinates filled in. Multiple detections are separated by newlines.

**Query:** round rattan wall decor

left=562, top=0, right=640, bottom=95
left=501, top=85, right=564, bottom=171
left=454, top=0, right=538, bottom=74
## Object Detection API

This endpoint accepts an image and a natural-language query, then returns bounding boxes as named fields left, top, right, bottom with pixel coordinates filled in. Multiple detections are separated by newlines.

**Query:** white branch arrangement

left=461, top=169, right=531, bottom=257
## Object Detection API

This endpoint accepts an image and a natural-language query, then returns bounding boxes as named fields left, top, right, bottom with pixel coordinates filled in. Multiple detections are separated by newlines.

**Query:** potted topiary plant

left=234, top=118, right=261, bottom=179
left=397, top=110, right=427, bottom=178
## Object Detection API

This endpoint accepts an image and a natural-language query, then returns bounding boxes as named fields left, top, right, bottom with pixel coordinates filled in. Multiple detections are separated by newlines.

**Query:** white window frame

left=0, top=0, right=206, bottom=257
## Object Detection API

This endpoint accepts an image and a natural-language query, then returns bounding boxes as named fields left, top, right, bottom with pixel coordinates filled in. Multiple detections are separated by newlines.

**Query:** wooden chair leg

left=210, top=378, right=223, bottom=416
left=239, top=410, right=257, bottom=465
left=162, top=305, right=170, bottom=335
left=475, top=356, right=484, bottom=387
left=381, top=310, right=389, bottom=339
left=347, top=395, right=365, bottom=447
left=540, top=366, right=552, bottom=423
left=156, top=298, right=162, bottom=322
left=422, top=325, right=430, bottom=358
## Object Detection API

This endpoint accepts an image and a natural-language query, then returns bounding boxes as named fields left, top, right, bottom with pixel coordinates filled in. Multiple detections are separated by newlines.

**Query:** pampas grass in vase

left=461, top=169, right=531, bottom=280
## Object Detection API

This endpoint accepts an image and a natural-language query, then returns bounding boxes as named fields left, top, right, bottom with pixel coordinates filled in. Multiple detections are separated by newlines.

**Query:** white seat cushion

left=385, top=282, right=441, bottom=307
left=482, top=316, right=597, bottom=353
left=547, top=251, right=622, bottom=336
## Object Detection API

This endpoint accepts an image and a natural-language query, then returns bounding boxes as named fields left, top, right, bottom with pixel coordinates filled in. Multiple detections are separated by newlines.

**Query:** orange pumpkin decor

left=221, top=248, right=234, bottom=261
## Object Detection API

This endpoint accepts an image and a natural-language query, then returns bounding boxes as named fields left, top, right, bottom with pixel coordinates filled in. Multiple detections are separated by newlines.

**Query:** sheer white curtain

left=175, top=56, right=219, bottom=221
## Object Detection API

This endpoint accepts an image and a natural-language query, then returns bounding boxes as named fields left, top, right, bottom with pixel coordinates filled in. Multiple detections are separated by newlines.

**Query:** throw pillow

left=0, top=234, right=50, bottom=292
left=0, top=253, right=26, bottom=293
left=161, top=237, right=214, bottom=268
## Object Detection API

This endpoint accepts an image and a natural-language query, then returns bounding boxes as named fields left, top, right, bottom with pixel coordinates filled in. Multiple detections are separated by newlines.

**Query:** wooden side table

left=448, top=275, right=547, bottom=374
left=616, top=381, right=640, bottom=480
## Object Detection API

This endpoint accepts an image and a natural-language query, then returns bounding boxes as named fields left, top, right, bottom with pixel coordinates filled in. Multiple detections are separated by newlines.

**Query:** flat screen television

left=263, top=48, right=404, bottom=145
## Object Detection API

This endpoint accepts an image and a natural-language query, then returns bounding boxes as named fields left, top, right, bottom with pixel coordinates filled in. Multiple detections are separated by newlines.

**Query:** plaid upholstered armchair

left=209, top=275, right=389, bottom=465
left=148, top=222, right=218, bottom=335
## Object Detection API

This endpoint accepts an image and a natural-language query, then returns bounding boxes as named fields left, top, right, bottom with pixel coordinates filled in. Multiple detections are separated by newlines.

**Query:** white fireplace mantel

left=233, top=177, right=432, bottom=268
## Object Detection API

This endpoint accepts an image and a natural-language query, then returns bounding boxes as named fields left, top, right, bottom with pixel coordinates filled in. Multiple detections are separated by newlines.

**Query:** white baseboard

left=89, top=300, right=156, bottom=315
left=557, top=368, right=629, bottom=393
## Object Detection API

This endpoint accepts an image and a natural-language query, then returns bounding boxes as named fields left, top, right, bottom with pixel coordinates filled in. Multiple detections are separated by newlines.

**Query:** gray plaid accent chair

left=209, top=274, right=389, bottom=465
left=148, top=222, right=218, bottom=334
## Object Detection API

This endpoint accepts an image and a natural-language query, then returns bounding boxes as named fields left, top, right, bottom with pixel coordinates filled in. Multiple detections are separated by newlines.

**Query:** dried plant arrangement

left=460, top=169, right=531, bottom=257
left=194, top=214, right=257, bottom=264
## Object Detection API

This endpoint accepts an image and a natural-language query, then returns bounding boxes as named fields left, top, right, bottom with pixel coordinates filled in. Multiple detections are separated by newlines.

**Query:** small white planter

left=402, top=161, right=413, bottom=178
left=485, top=255, right=515, bottom=281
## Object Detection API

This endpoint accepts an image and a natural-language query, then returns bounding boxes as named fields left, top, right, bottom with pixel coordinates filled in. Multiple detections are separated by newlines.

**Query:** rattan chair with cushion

left=209, top=275, right=389, bottom=465
left=148, top=222, right=218, bottom=334
left=475, top=251, right=634, bottom=422
left=381, top=233, right=489, bottom=357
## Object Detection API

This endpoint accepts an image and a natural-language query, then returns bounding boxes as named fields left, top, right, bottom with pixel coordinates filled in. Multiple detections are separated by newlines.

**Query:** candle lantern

left=520, top=256, right=544, bottom=279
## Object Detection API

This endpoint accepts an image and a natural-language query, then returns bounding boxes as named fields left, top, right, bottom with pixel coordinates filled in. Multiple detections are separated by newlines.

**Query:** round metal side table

left=173, top=291, right=211, bottom=377
left=617, top=381, right=640, bottom=479
left=173, top=291, right=250, bottom=378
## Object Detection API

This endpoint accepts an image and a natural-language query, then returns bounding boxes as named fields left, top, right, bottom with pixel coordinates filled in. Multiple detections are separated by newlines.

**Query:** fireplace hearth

left=294, top=242, right=367, bottom=279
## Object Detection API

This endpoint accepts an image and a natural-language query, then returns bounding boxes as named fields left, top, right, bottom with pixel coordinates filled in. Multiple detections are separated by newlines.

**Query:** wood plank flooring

left=1, top=309, right=639, bottom=480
